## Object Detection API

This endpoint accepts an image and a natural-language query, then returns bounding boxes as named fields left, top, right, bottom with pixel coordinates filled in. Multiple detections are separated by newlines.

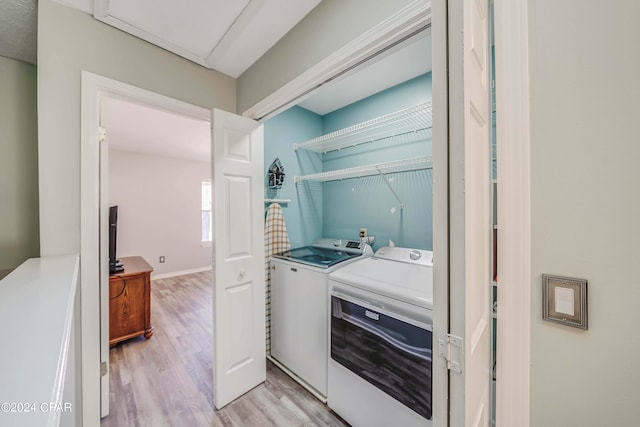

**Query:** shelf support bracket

left=376, top=166, right=404, bottom=209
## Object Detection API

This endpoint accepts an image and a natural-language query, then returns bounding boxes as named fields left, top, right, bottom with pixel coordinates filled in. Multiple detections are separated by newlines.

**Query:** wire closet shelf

left=293, top=101, right=432, bottom=153
left=294, top=156, right=432, bottom=184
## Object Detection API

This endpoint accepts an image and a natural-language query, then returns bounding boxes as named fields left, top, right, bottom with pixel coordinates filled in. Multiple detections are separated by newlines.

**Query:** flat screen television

left=109, top=206, right=124, bottom=274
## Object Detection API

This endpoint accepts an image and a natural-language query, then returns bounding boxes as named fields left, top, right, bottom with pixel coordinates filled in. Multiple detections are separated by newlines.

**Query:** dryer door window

left=330, top=295, right=432, bottom=419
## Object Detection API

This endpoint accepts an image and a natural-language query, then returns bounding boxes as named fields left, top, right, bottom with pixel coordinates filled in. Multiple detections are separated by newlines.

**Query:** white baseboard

left=151, top=266, right=212, bottom=280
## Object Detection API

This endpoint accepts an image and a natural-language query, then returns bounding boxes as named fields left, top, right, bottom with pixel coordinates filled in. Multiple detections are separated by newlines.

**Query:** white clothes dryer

left=328, top=246, right=434, bottom=427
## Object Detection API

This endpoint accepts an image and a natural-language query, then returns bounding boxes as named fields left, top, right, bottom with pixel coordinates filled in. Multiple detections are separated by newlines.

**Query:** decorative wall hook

left=268, top=157, right=285, bottom=189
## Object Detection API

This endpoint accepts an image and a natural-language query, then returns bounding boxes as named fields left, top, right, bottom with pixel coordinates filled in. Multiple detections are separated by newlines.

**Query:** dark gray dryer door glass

left=330, top=295, right=433, bottom=419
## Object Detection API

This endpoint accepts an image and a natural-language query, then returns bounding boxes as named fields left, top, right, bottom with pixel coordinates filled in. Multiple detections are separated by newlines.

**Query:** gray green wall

left=237, top=0, right=414, bottom=113
left=529, top=1, right=640, bottom=425
left=37, top=0, right=235, bottom=257
left=0, top=56, right=39, bottom=276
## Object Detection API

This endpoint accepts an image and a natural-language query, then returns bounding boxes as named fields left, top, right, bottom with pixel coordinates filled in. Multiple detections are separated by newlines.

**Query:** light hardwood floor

left=101, top=271, right=348, bottom=427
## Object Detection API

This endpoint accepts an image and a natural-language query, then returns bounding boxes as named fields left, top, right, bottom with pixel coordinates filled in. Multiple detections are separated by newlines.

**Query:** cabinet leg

left=144, top=327, right=154, bottom=339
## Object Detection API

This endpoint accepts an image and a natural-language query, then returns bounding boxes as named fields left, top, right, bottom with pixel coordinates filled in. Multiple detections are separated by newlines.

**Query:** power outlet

left=359, top=228, right=368, bottom=238
left=159, top=256, right=165, bottom=263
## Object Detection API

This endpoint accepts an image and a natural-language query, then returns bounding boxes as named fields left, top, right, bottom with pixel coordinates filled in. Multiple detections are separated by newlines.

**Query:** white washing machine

left=270, top=238, right=373, bottom=400
left=328, top=246, right=433, bottom=427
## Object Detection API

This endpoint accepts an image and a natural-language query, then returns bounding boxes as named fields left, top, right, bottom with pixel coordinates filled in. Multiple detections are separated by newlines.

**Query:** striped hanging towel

left=264, top=202, right=290, bottom=355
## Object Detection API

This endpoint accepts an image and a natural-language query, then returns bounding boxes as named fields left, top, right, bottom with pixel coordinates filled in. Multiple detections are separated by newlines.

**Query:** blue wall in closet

left=322, top=73, right=433, bottom=250
left=263, top=106, right=324, bottom=249
left=264, top=73, right=433, bottom=251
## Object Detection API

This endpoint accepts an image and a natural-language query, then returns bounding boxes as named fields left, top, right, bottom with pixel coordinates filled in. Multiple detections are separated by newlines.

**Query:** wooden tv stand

left=109, top=256, right=154, bottom=347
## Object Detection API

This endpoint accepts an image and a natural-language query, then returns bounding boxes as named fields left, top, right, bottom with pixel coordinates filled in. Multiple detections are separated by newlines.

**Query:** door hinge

left=98, top=126, right=107, bottom=143
left=438, top=334, right=463, bottom=374
left=100, top=361, right=108, bottom=377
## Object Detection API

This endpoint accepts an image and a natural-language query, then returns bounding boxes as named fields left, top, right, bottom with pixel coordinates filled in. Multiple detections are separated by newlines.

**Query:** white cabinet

left=270, top=258, right=328, bottom=397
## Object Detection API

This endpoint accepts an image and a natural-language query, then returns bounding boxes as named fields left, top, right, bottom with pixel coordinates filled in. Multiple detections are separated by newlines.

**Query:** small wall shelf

left=264, top=198, right=291, bottom=204
left=294, top=156, right=432, bottom=184
left=293, top=102, right=432, bottom=153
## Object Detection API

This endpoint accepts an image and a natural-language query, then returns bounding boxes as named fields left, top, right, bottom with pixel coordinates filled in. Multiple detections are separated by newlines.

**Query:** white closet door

left=448, top=0, right=492, bottom=425
left=211, top=108, right=266, bottom=409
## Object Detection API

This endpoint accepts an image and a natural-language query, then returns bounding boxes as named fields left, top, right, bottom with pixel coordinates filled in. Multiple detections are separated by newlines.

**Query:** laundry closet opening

left=262, top=29, right=436, bottom=426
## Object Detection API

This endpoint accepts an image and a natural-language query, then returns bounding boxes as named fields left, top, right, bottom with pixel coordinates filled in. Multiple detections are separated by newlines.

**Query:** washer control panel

left=312, top=238, right=373, bottom=255
left=374, top=247, right=433, bottom=266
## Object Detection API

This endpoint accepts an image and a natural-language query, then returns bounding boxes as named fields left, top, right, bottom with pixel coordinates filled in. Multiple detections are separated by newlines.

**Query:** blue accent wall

left=264, top=106, right=324, bottom=248
left=264, top=73, right=433, bottom=250
left=322, top=74, right=432, bottom=250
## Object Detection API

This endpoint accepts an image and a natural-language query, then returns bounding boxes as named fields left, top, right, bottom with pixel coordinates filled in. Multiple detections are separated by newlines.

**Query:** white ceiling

left=1, top=0, right=320, bottom=77
left=101, top=97, right=211, bottom=163
left=298, top=30, right=432, bottom=115
left=91, top=0, right=321, bottom=78
left=0, top=0, right=37, bottom=64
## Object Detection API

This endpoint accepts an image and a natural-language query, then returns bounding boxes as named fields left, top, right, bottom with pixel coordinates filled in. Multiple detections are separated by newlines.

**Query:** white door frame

left=98, top=122, right=109, bottom=417
left=431, top=0, right=451, bottom=425
left=80, top=72, right=210, bottom=426
left=493, top=0, right=532, bottom=425
left=241, top=0, right=532, bottom=425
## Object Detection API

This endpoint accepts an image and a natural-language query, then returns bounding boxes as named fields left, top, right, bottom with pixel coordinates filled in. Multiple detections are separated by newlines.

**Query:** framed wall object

left=542, top=274, right=588, bottom=330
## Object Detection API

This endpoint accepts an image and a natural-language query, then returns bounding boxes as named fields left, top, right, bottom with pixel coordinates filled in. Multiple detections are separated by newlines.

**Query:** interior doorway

left=80, top=72, right=213, bottom=423
left=82, top=73, right=267, bottom=424
left=99, top=94, right=213, bottom=417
